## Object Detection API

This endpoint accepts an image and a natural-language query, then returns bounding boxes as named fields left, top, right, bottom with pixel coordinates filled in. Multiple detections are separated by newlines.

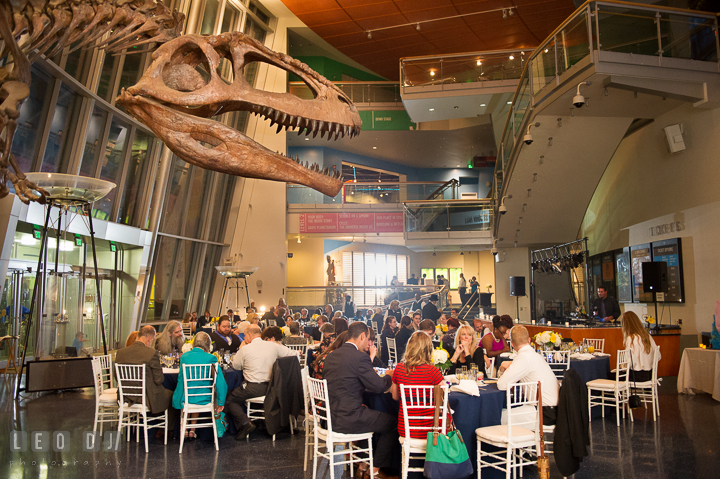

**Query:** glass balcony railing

left=288, top=82, right=402, bottom=105
left=288, top=180, right=458, bottom=205
left=400, top=48, right=537, bottom=90
left=491, top=1, right=718, bottom=230
left=404, top=200, right=494, bottom=233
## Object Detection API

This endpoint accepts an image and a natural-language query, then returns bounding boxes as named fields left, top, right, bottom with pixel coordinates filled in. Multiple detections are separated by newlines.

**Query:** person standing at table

left=172, top=332, right=227, bottom=441
left=449, top=324, right=487, bottom=375
left=621, top=311, right=661, bottom=382
left=344, top=295, right=355, bottom=319
left=227, top=325, right=298, bottom=440
left=458, top=273, right=467, bottom=306
left=323, top=322, right=396, bottom=478
left=210, top=317, right=242, bottom=354
left=116, top=325, right=178, bottom=439
left=422, top=294, right=442, bottom=322
left=407, top=273, right=418, bottom=285
left=497, top=325, right=559, bottom=424
left=410, top=293, right=423, bottom=313
left=592, top=286, right=621, bottom=322
left=481, top=315, right=512, bottom=360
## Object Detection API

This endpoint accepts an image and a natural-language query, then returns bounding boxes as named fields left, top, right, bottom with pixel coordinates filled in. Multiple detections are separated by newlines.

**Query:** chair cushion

left=315, top=426, right=373, bottom=442
left=587, top=379, right=623, bottom=390
left=476, top=425, right=535, bottom=443
left=184, top=403, right=214, bottom=412
left=399, top=436, right=428, bottom=450
left=98, top=392, right=118, bottom=403
left=103, top=388, right=118, bottom=395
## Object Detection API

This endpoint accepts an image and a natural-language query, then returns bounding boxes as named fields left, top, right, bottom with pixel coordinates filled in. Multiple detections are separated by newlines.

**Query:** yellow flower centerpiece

left=532, top=330, right=563, bottom=350
left=431, top=347, right=453, bottom=373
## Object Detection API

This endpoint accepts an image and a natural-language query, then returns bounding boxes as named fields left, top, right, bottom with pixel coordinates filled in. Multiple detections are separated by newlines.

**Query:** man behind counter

left=592, top=286, right=621, bottom=322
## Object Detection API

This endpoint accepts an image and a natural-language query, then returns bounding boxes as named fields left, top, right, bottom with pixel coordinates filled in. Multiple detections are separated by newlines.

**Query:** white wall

left=494, top=247, right=531, bottom=322
left=580, top=103, right=720, bottom=336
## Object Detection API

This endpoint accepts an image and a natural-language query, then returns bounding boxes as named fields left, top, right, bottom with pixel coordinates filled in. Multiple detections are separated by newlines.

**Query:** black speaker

left=510, top=276, right=526, bottom=296
left=642, top=261, right=668, bottom=293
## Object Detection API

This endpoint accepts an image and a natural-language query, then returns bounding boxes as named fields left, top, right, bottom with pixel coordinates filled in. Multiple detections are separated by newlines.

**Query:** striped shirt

left=392, top=363, right=449, bottom=439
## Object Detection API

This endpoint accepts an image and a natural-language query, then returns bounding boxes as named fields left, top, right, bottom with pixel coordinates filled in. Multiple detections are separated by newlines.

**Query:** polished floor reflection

left=1, top=376, right=718, bottom=478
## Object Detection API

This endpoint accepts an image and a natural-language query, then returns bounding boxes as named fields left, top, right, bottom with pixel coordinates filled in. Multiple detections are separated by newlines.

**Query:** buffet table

left=678, top=347, right=720, bottom=402
left=523, top=324, right=680, bottom=376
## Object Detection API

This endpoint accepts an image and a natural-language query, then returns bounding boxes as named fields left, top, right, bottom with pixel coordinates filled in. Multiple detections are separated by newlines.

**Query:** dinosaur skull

left=117, top=32, right=361, bottom=196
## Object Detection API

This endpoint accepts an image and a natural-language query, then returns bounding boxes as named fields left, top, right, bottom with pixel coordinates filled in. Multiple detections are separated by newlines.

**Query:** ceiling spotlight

left=507, top=101, right=512, bottom=105
left=523, top=121, right=539, bottom=145
left=477, top=59, right=482, bottom=66
left=372, top=146, right=377, bottom=149
left=433, top=249, right=437, bottom=256
left=416, top=23, right=421, bottom=31
left=509, top=55, right=514, bottom=60
left=367, top=31, right=372, bottom=39
left=297, top=236, right=301, bottom=243
left=429, top=108, right=435, bottom=111
left=503, top=9, right=508, bottom=19
left=430, top=70, right=435, bottom=76
left=544, top=48, right=549, bottom=53
left=480, top=103, right=486, bottom=107
left=509, top=8, right=514, bottom=16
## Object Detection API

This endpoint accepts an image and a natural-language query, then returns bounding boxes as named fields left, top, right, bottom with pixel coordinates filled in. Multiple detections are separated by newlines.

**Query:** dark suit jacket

left=394, top=327, right=414, bottom=363
left=422, top=302, right=441, bottom=322
left=592, top=296, right=621, bottom=320
left=115, top=341, right=171, bottom=414
left=264, top=356, right=303, bottom=436
left=553, top=368, right=590, bottom=477
left=210, top=331, right=242, bottom=354
left=322, top=343, right=392, bottom=433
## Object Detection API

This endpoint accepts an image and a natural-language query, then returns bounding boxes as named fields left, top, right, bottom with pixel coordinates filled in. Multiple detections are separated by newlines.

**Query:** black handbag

left=627, top=354, right=642, bottom=409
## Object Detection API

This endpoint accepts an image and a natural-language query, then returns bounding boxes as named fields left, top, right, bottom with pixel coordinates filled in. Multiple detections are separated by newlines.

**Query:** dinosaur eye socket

left=162, top=43, right=212, bottom=92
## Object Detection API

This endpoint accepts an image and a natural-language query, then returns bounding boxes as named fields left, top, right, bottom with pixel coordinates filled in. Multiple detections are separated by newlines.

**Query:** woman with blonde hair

left=390, top=332, right=450, bottom=439
left=449, top=324, right=487, bottom=375
left=621, top=311, right=661, bottom=382
left=387, top=299, right=402, bottom=322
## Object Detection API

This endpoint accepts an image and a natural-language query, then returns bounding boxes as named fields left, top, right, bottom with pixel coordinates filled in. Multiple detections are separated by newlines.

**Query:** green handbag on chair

left=423, top=385, right=474, bottom=479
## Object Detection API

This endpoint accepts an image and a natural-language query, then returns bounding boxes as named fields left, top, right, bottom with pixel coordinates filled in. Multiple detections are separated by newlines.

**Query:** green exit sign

left=110, top=243, right=116, bottom=252
left=75, top=236, right=82, bottom=246
left=33, top=230, right=41, bottom=240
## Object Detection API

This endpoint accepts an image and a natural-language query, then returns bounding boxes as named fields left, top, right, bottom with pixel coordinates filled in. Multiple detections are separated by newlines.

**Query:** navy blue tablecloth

left=495, top=355, right=611, bottom=385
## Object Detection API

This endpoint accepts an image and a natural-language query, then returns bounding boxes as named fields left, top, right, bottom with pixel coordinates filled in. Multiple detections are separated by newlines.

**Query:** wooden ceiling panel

left=282, top=0, right=577, bottom=79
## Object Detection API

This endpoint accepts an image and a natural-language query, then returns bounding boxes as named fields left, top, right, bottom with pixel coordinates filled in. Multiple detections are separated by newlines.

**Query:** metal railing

left=288, top=81, right=402, bottom=105
left=287, top=180, right=458, bottom=205
left=400, top=48, right=537, bottom=90
left=491, top=0, right=719, bottom=233
left=404, top=199, right=494, bottom=233
left=287, top=285, right=441, bottom=310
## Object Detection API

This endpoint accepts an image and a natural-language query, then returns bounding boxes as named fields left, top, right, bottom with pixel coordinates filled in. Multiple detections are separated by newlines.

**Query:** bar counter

left=522, top=323, right=680, bottom=377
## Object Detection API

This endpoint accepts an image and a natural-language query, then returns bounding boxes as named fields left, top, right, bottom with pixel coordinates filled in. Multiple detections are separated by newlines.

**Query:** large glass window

left=79, top=106, right=109, bottom=177
left=146, top=235, right=178, bottom=322
left=184, top=167, right=211, bottom=239
left=160, top=157, right=191, bottom=235
left=97, top=53, right=119, bottom=103
left=93, top=119, right=129, bottom=220
left=41, top=83, right=83, bottom=173
left=201, top=0, right=221, bottom=34
left=117, top=130, right=154, bottom=225
left=11, top=68, right=53, bottom=181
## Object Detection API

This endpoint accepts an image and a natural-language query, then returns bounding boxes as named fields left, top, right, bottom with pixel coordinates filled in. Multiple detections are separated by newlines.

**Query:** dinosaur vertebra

left=118, top=32, right=360, bottom=197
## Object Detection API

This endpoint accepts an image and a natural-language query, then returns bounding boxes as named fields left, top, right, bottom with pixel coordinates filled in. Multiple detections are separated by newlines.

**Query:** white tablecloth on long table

left=677, top=347, right=720, bottom=402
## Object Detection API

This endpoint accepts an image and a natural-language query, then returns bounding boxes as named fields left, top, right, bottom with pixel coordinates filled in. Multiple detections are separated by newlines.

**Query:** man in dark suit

left=210, top=317, right=242, bottom=353
left=591, top=287, right=621, bottom=322
left=422, top=294, right=442, bottom=322
left=115, top=325, right=176, bottom=438
left=323, top=322, right=397, bottom=477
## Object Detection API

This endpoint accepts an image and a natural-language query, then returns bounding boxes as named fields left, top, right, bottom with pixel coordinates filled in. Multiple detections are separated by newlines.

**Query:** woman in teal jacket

left=172, top=332, right=228, bottom=439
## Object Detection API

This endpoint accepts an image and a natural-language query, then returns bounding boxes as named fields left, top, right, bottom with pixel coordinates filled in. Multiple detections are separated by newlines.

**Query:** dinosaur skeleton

left=0, top=0, right=359, bottom=204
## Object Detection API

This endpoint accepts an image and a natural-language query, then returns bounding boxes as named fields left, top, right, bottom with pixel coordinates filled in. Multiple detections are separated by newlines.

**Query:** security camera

left=523, top=133, right=533, bottom=145
left=491, top=247, right=498, bottom=256
left=572, top=93, right=585, bottom=109
left=499, top=205, right=508, bottom=215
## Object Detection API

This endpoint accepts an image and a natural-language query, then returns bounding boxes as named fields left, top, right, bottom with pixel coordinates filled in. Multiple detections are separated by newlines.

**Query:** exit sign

left=33, top=230, right=41, bottom=240
left=110, top=243, right=116, bottom=252
left=75, top=236, right=82, bottom=246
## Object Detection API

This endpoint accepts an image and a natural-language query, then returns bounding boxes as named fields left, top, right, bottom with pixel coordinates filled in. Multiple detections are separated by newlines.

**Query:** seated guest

left=172, top=332, right=227, bottom=441
left=387, top=300, right=402, bottom=322
left=261, top=325, right=284, bottom=342
left=411, top=311, right=422, bottom=331
left=419, top=319, right=436, bottom=337
left=311, top=331, right=349, bottom=379
left=72, top=332, right=90, bottom=355
left=318, top=323, right=336, bottom=354
left=274, top=307, right=288, bottom=328
left=380, top=315, right=399, bottom=366
left=227, top=325, right=298, bottom=439
left=292, top=312, right=301, bottom=322
left=481, top=315, right=512, bottom=359
left=441, top=317, right=461, bottom=356
left=227, top=309, right=239, bottom=324
left=393, top=316, right=414, bottom=362
left=473, top=318, right=490, bottom=343
left=449, top=324, right=487, bottom=375
left=210, top=317, right=242, bottom=354
left=371, top=307, right=384, bottom=332
left=323, top=322, right=397, bottom=477
left=310, top=315, right=329, bottom=342
left=324, top=304, right=334, bottom=318
left=391, top=332, right=449, bottom=438
left=497, top=325, right=559, bottom=424
left=154, top=320, right=184, bottom=356
left=116, top=325, right=177, bottom=439
left=182, top=312, right=193, bottom=326
left=300, top=308, right=309, bottom=321
left=332, top=317, right=349, bottom=335
left=125, top=330, right=139, bottom=348
left=282, top=321, right=308, bottom=345
left=332, top=310, right=343, bottom=321
left=422, top=294, right=442, bottom=322
left=196, top=310, right=211, bottom=330
left=366, top=328, right=384, bottom=367
left=261, top=306, right=276, bottom=323
left=621, top=311, right=661, bottom=382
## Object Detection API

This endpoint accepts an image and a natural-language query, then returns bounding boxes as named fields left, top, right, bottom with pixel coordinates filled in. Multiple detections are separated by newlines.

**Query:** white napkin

left=570, top=353, right=594, bottom=360
left=444, top=374, right=459, bottom=384
left=162, top=368, right=177, bottom=374
left=450, top=379, right=479, bottom=396
left=593, top=352, right=610, bottom=357
left=500, top=352, right=512, bottom=358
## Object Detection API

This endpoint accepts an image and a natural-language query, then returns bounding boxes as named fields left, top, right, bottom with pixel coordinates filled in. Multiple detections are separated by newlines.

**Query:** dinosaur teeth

left=276, top=123, right=283, bottom=134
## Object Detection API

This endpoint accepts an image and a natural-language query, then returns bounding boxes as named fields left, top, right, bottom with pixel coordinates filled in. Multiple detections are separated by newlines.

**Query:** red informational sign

left=298, top=212, right=403, bottom=233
